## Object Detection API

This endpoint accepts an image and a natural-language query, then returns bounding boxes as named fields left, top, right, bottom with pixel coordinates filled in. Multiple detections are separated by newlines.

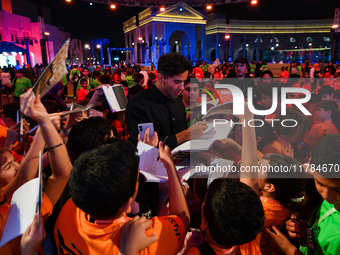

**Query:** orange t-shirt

left=304, top=122, right=339, bottom=149
left=261, top=138, right=293, bottom=158
left=184, top=234, right=262, bottom=255
left=260, top=195, right=290, bottom=254
left=0, top=125, right=7, bottom=149
left=0, top=192, right=53, bottom=255
left=78, top=87, right=89, bottom=102
left=54, top=199, right=186, bottom=255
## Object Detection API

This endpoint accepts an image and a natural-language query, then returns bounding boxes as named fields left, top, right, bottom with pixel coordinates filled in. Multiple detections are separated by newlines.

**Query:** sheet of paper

left=137, top=142, right=167, bottom=176
left=0, top=178, right=40, bottom=247
left=172, top=121, right=232, bottom=155
left=207, top=158, right=233, bottom=188
left=31, top=39, right=70, bottom=97
left=102, top=84, right=127, bottom=112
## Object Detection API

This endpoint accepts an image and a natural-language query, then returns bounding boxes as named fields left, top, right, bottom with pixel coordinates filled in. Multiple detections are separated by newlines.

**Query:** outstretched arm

left=19, top=92, right=72, bottom=207
left=159, top=141, right=190, bottom=231
left=239, top=103, right=259, bottom=193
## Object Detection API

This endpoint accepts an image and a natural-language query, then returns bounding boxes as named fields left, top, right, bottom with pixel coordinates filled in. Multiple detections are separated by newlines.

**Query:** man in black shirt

left=125, top=53, right=208, bottom=150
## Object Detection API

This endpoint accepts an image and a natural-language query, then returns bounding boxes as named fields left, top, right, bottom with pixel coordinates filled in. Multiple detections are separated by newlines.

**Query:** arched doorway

left=169, top=31, right=190, bottom=58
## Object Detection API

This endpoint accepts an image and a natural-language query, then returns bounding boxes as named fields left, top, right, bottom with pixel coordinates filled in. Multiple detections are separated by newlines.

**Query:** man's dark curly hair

left=157, top=53, right=192, bottom=79
left=203, top=179, right=265, bottom=247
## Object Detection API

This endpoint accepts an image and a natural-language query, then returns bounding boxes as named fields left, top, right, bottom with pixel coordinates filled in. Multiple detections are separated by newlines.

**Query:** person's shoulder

left=184, top=247, right=201, bottom=255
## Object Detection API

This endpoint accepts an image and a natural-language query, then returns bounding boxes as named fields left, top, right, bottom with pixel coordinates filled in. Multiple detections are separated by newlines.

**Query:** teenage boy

left=54, top=140, right=190, bottom=254
left=263, top=134, right=340, bottom=255
left=125, top=53, right=208, bottom=150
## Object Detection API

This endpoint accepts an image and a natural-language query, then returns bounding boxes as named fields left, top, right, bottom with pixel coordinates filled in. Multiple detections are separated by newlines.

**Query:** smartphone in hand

left=138, top=123, right=154, bottom=142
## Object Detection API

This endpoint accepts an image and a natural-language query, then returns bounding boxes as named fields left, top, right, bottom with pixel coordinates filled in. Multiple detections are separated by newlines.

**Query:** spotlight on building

left=271, top=47, right=274, bottom=50
left=110, top=4, right=116, bottom=9
left=207, top=5, right=212, bottom=10
left=96, top=45, right=101, bottom=48
left=160, top=7, right=165, bottom=12
left=85, top=44, right=90, bottom=49
left=276, top=44, right=279, bottom=46
left=225, top=34, right=230, bottom=40
left=179, top=6, right=183, bottom=12
left=89, top=2, right=93, bottom=5
left=138, top=37, right=143, bottom=41
left=66, top=0, right=71, bottom=2
left=246, top=44, right=249, bottom=47
left=175, top=41, right=178, bottom=44
left=332, top=24, right=339, bottom=29
left=44, top=32, right=50, bottom=36
left=251, top=0, right=257, bottom=4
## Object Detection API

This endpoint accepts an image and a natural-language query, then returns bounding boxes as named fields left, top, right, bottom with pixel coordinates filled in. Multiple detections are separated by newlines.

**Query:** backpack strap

left=197, top=240, right=216, bottom=255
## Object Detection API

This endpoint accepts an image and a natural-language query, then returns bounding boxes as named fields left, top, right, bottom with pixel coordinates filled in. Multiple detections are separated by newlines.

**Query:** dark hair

left=203, top=179, right=264, bottom=247
left=310, top=93, right=321, bottom=103
left=16, top=69, right=24, bottom=74
left=255, top=117, right=277, bottom=151
left=80, top=78, right=88, bottom=84
left=261, top=70, right=273, bottom=78
left=318, top=85, right=334, bottom=97
left=184, top=76, right=201, bottom=87
left=133, top=73, right=144, bottom=85
left=158, top=53, right=192, bottom=79
left=92, top=70, right=101, bottom=79
left=98, top=74, right=111, bottom=85
left=274, top=107, right=310, bottom=141
left=234, top=57, right=248, bottom=65
left=82, top=67, right=89, bottom=72
left=316, top=100, right=340, bottom=133
left=3, top=101, right=20, bottom=122
left=310, top=134, right=340, bottom=178
left=69, top=140, right=139, bottom=219
left=42, top=100, right=60, bottom=114
left=127, top=85, right=144, bottom=100
left=67, top=117, right=114, bottom=161
left=266, top=154, right=307, bottom=214
left=260, top=81, right=283, bottom=100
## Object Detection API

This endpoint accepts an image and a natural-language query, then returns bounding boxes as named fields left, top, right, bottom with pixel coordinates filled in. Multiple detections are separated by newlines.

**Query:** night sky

left=33, top=0, right=339, bottom=47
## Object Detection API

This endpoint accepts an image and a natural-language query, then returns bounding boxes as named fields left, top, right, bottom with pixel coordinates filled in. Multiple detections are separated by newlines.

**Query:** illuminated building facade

left=124, top=3, right=337, bottom=64
left=0, top=0, right=82, bottom=67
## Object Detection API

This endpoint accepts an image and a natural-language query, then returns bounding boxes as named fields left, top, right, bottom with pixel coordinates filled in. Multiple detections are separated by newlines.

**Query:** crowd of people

left=0, top=53, right=339, bottom=255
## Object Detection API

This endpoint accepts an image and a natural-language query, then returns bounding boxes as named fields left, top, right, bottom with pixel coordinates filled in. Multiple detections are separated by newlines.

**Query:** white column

left=152, top=23, right=156, bottom=63
left=201, top=25, right=205, bottom=60
left=145, top=26, right=149, bottom=63
left=134, top=29, right=138, bottom=63
left=191, top=25, right=196, bottom=60
left=242, top=34, right=246, bottom=58
left=256, top=35, right=260, bottom=62
left=216, top=34, right=220, bottom=60
left=163, top=23, right=167, bottom=55
left=125, top=33, right=129, bottom=63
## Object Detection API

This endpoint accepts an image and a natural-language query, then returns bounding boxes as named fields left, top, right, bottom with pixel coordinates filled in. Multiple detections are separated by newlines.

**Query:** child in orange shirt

left=78, top=78, right=89, bottom=102
left=54, top=140, right=190, bottom=255
left=239, top=106, right=307, bottom=255
left=0, top=91, right=72, bottom=254
left=300, top=100, right=339, bottom=161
